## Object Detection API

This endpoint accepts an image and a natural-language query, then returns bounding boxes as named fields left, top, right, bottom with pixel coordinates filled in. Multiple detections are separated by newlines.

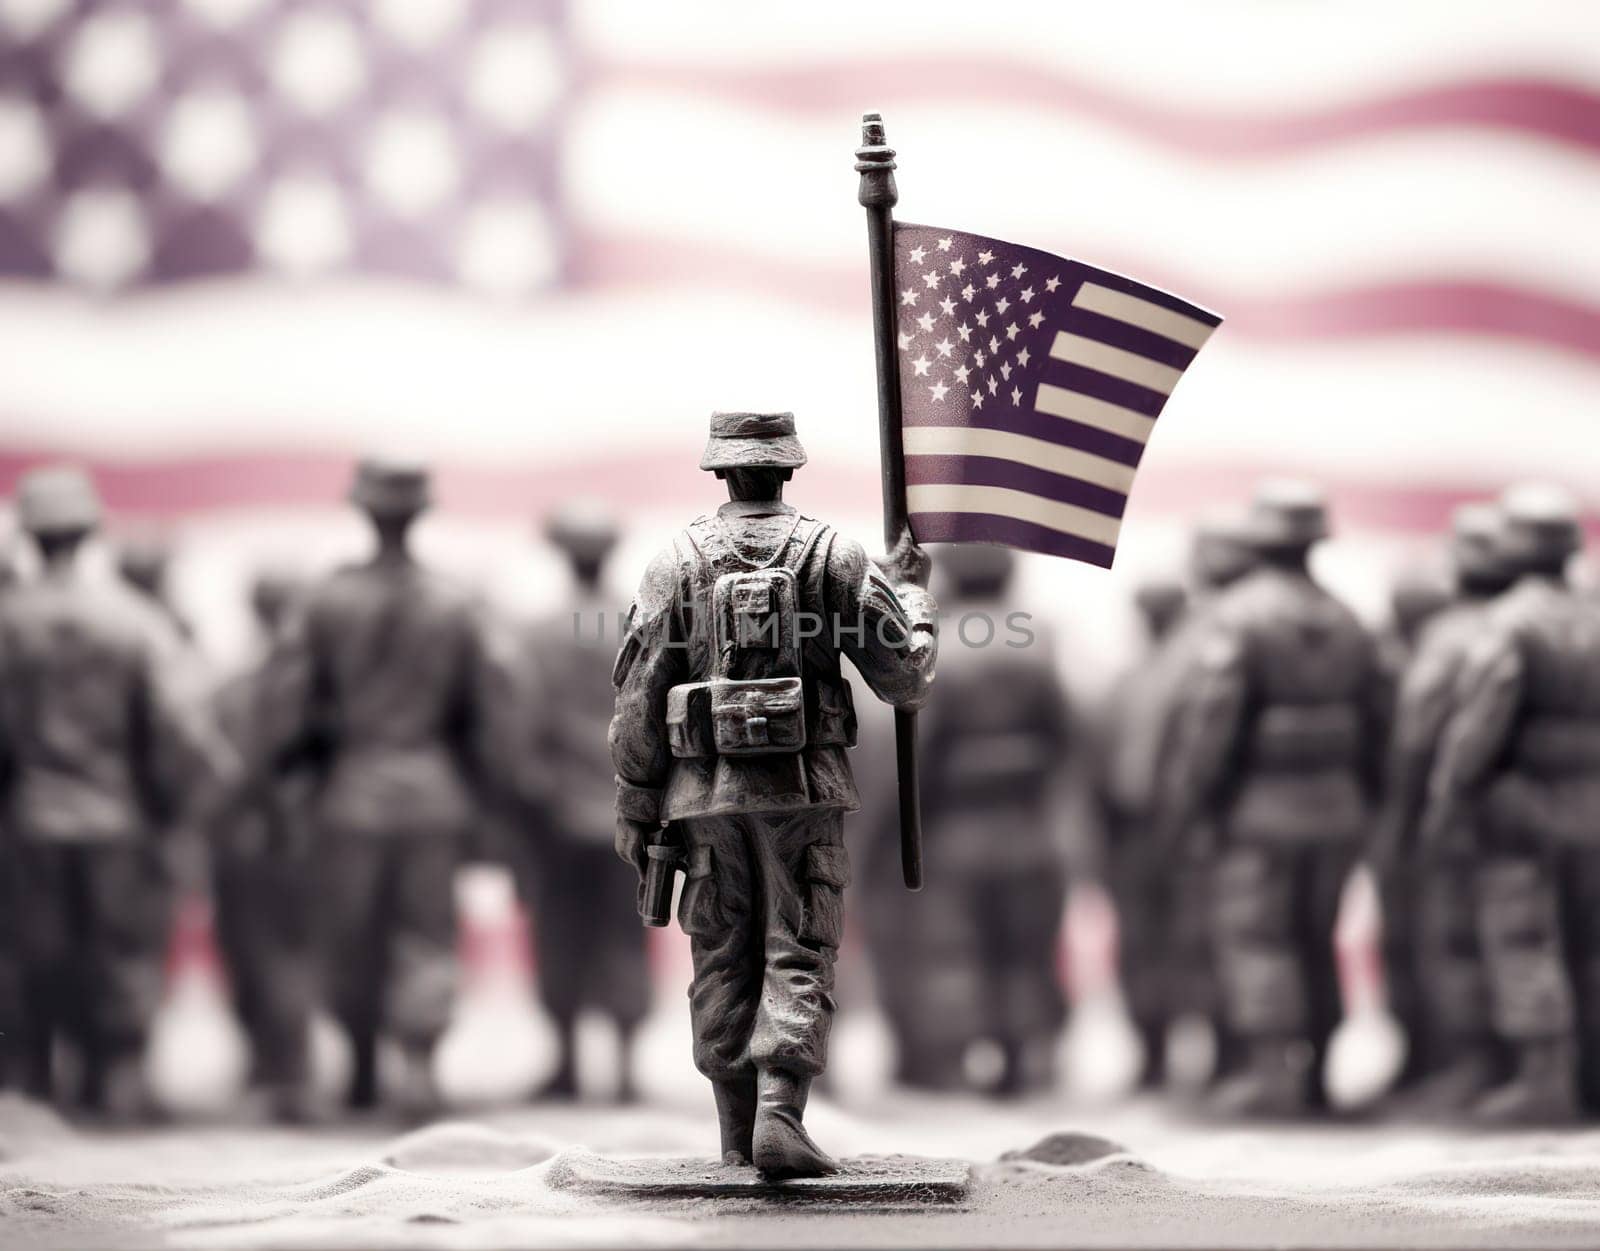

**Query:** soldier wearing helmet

left=610, top=412, right=937, bottom=1176
left=0, top=467, right=227, bottom=1117
left=1426, top=484, right=1600, bottom=1122
left=1162, top=481, right=1382, bottom=1116
left=251, top=456, right=495, bottom=1116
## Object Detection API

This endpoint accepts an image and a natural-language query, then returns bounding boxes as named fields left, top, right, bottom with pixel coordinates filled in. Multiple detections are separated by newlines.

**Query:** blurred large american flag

left=0, top=0, right=1597, bottom=546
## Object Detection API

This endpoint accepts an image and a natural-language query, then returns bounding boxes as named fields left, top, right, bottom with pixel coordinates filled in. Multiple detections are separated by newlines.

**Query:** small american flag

left=895, top=223, right=1220, bottom=568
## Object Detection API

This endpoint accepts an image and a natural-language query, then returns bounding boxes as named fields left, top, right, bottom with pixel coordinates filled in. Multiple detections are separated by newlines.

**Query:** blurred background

left=1, top=0, right=1598, bottom=1119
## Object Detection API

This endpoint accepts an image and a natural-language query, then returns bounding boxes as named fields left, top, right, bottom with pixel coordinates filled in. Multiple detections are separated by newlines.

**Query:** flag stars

left=977, top=249, right=994, bottom=265
left=1044, top=275, right=1061, bottom=293
left=1027, top=310, right=1045, bottom=329
left=987, top=376, right=999, bottom=396
left=954, top=364, right=971, bottom=384
left=929, top=380, right=949, bottom=401
left=956, top=322, right=972, bottom=343
left=911, top=353, right=932, bottom=377
left=1016, top=347, right=1031, bottom=367
left=908, top=245, right=926, bottom=264
left=897, top=331, right=913, bottom=350
left=1000, top=361, right=1012, bottom=381
left=974, top=310, right=989, bottom=328
left=970, top=390, right=984, bottom=409
left=960, top=283, right=976, bottom=302
left=1019, top=287, right=1034, bottom=303
left=995, top=297, right=1010, bottom=315
left=1011, top=386, right=1022, bottom=406
left=916, top=312, right=936, bottom=332
left=935, top=337, right=954, bottom=358
left=936, top=236, right=953, bottom=251
left=985, top=274, right=1000, bottom=290
left=988, top=335, right=1000, bottom=354
left=975, top=350, right=987, bottom=367
left=900, top=287, right=918, bottom=306
left=939, top=296, right=956, bottom=316
left=948, top=256, right=966, bottom=276
left=922, top=270, right=942, bottom=290
left=1005, top=322, right=1020, bottom=341
left=1011, top=263, right=1027, bottom=279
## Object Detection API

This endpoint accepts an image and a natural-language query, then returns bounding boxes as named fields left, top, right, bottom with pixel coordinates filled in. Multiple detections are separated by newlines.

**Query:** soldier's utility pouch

left=667, top=682, right=716, bottom=758
left=711, top=677, right=807, bottom=756
left=713, top=568, right=800, bottom=677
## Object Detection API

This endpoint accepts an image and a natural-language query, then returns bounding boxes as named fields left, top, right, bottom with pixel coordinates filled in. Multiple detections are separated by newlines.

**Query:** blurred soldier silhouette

left=611, top=412, right=937, bottom=1177
left=0, top=541, right=20, bottom=1091
left=1376, top=508, right=1511, bottom=1116
left=506, top=503, right=649, bottom=1099
left=866, top=544, right=1073, bottom=1095
left=1105, top=521, right=1258, bottom=1090
left=211, top=568, right=318, bottom=1120
left=1164, top=481, right=1381, bottom=1116
left=254, top=457, right=493, bottom=1117
left=116, top=533, right=196, bottom=643
left=1426, top=485, right=1600, bottom=1122
left=0, top=468, right=227, bottom=1118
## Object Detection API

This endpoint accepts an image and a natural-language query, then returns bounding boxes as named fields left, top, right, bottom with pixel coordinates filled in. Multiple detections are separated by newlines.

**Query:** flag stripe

left=1049, top=332, right=1183, bottom=394
left=906, top=453, right=1128, bottom=519
left=903, top=424, right=1136, bottom=494
left=909, top=510, right=1118, bottom=569
left=906, top=482, right=1123, bottom=547
left=1072, top=282, right=1219, bottom=348
left=1033, top=381, right=1157, bottom=445
left=905, top=403, right=1147, bottom=468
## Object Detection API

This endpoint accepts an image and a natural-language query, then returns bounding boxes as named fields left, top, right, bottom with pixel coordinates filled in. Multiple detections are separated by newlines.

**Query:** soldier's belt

left=1510, top=718, right=1600, bottom=776
left=668, top=677, right=807, bottom=758
left=1247, top=704, right=1360, bottom=769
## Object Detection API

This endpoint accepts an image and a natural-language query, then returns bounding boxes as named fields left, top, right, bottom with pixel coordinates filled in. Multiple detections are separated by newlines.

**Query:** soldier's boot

left=539, top=1021, right=579, bottom=1100
left=1472, top=1040, right=1580, bottom=1125
left=616, top=1024, right=639, bottom=1104
left=712, top=1074, right=757, bottom=1165
left=1383, top=1043, right=1498, bottom=1120
left=98, top=1049, right=155, bottom=1124
left=752, top=1068, right=838, bottom=1179
left=393, top=1043, right=442, bottom=1124
left=1206, top=1038, right=1310, bottom=1119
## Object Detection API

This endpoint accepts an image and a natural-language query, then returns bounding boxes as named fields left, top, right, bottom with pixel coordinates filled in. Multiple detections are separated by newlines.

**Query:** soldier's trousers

left=315, top=836, right=459, bottom=1055
left=1212, top=842, right=1354, bottom=1045
left=677, top=808, right=848, bottom=1080
left=1475, top=849, right=1600, bottom=1066
left=530, top=838, right=649, bottom=1028
left=214, top=845, right=314, bottom=1087
left=7, top=840, right=173, bottom=1093
left=1384, top=854, right=1488, bottom=1066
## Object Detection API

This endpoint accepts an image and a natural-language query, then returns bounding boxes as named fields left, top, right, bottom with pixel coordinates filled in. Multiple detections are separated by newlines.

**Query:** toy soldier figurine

left=867, top=545, right=1074, bottom=1094
left=506, top=503, right=649, bottom=1099
left=1426, top=485, right=1600, bottom=1122
left=212, top=569, right=318, bottom=1120
left=1164, top=481, right=1381, bottom=1116
left=0, top=468, right=227, bottom=1118
left=611, top=412, right=937, bottom=1177
left=1376, top=507, right=1513, bottom=1115
left=254, top=456, right=492, bottom=1116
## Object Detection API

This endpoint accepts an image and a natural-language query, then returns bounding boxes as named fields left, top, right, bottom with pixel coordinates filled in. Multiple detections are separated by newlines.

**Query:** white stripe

left=902, top=424, right=1135, bottom=494
left=1050, top=333, right=1183, bottom=393
left=907, top=483, right=1123, bottom=547
left=1072, top=283, right=1216, bottom=349
left=1033, top=382, right=1156, bottom=444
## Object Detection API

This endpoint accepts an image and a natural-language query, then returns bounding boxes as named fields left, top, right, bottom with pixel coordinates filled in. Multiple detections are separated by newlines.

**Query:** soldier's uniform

left=0, top=469, right=227, bottom=1115
left=869, top=545, right=1074, bottom=1094
left=610, top=412, right=936, bottom=1177
left=506, top=506, right=649, bottom=1098
left=1165, top=482, right=1381, bottom=1115
left=1376, top=508, right=1511, bottom=1114
left=1427, top=486, right=1600, bottom=1121
left=211, top=571, right=317, bottom=1114
left=256, top=458, right=492, bottom=1112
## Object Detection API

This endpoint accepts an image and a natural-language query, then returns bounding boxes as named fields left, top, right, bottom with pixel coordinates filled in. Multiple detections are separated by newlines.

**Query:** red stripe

left=571, top=233, right=1600, bottom=366
left=600, top=61, right=1600, bottom=160
left=0, top=447, right=1592, bottom=536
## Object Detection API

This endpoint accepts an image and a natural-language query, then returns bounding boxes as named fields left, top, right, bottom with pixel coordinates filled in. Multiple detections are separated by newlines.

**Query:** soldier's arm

left=138, top=617, right=239, bottom=834
left=1381, top=630, right=1462, bottom=844
left=249, top=594, right=325, bottom=786
left=1158, top=621, right=1248, bottom=843
left=827, top=533, right=938, bottom=712
left=1424, top=627, right=1523, bottom=831
left=609, top=548, right=688, bottom=871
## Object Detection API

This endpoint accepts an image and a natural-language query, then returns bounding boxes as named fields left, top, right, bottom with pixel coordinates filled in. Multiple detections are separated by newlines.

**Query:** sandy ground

left=7, top=1089, right=1600, bottom=1250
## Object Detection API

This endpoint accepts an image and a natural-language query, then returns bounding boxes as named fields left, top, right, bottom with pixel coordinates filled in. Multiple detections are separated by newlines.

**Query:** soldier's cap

left=16, top=465, right=102, bottom=536
left=1388, top=570, right=1451, bottom=639
left=699, top=411, right=807, bottom=472
left=1190, top=512, right=1256, bottom=588
left=1243, top=478, right=1329, bottom=549
left=545, top=499, right=620, bottom=562
left=116, top=532, right=175, bottom=585
left=1499, top=482, right=1583, bottom=563
left=935, top=541, right=1015, bottom=595
left=350, top=454, right=432, bottom=517
left=1448, top=502, right=1511, bottom=583
left=1134, top=578, right=1187, bottom=632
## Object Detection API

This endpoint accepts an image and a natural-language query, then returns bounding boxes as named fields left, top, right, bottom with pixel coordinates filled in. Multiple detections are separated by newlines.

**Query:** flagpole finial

left=856, top=112, right=897, bottom=209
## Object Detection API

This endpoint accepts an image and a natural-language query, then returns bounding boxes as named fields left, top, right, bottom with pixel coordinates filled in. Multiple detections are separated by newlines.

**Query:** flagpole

left=856, top=112, right=923, bottom=892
